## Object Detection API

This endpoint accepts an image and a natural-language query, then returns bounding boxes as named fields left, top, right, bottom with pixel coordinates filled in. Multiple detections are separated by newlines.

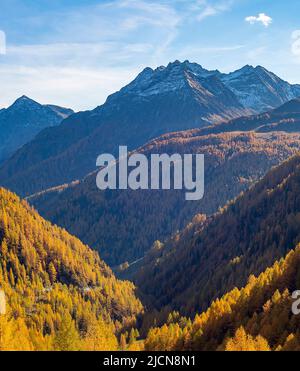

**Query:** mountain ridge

left=1, top=61, right=299, bottom=197
left=182, top=97, right=300, bottom=137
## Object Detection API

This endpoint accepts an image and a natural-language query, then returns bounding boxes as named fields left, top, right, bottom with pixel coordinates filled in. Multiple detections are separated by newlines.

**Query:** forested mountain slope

left=192, top=97, right=300, bottom=137
left=144, top=244, right=300, bottom=351
left=28, top=131, right=300, bottom=267
left=0, top=188, right=143, bottom=350
left=133, top=154, right=300, bottom=315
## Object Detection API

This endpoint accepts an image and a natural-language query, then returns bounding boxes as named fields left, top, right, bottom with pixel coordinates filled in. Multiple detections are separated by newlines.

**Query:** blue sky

left=0, top=0, right=300, bottom=110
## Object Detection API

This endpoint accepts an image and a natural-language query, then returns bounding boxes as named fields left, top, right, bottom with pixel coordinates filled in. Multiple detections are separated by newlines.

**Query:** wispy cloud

left=0, top=0, right=240, bottom=109
left=0, top=64, right=140, bottom=111
left=0, top=31, right=6, bottom=55
left=6, top=42, right=153, bottom=67
left=246, top=46, right=266, bottom=60
left=194, top=0, right=235, bottom=22
left=116, top=0, right=181, bottom=29
left=0, top=40, right=151, bottom=109
left=178, top=44, right=244, bottom=58
left=245, top=13, right=272, bottom=27
left=112, top=0, right=237, bottom=61
left=115, top=0, right=182, bottom=63
left=291, top=30, right=300, bottom=58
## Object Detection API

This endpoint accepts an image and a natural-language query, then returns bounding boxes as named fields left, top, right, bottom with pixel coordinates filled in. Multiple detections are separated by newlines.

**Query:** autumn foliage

left=0, top=188, right=143, bottom=350
left=144, top=244, right=300, bottom=351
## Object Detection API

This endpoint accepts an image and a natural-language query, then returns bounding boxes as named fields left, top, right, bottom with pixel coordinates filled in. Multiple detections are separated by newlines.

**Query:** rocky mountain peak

left=9, top=95, right=42, bottom=111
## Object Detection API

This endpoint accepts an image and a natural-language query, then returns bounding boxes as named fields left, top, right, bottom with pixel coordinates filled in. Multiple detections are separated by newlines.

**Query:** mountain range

left=1, top=61, right=300, bottom=197
left=0, top=96, right=73, bottom=164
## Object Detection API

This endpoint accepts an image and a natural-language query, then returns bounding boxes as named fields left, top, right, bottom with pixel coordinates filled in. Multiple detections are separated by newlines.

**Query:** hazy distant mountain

left=0, top=96, right=74, bottom=163
left=1, top=61, right=299, bottom=197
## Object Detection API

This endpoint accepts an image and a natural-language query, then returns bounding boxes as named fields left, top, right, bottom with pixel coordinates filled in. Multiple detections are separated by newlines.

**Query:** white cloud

left=245, top=13, right=272, bottom=27
left=291, top=30, right=300, bottom=57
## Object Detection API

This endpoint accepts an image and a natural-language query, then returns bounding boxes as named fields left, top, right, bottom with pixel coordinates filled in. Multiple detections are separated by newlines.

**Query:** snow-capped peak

left=116, top=60, right=216, bottom=98
left=106, top=60, right=300, bottom=113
